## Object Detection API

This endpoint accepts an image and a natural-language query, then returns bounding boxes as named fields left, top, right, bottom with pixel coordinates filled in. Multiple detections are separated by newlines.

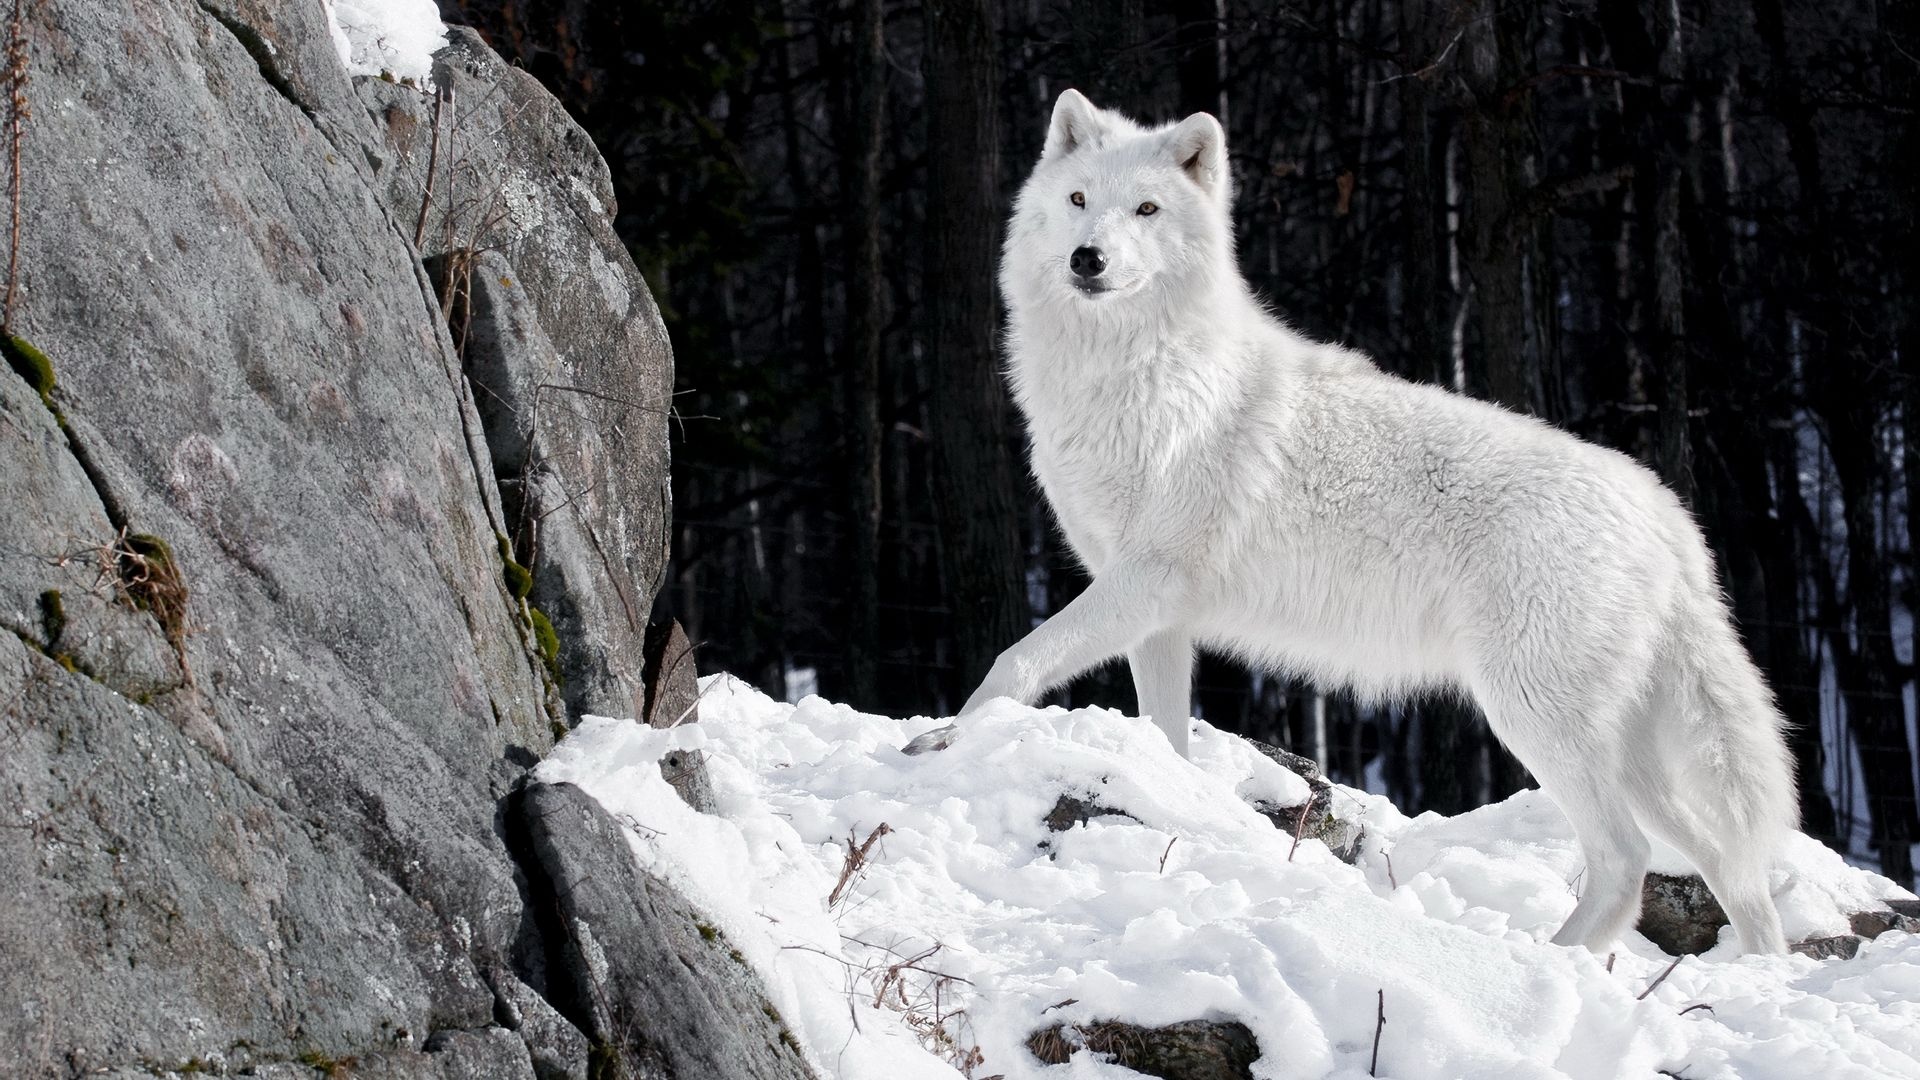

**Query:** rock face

left=0, top=3, right=783, bottom=1077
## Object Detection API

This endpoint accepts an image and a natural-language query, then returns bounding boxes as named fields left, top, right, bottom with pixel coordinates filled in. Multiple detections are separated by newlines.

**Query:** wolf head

left=1002, top=89, right=1234, bottom=316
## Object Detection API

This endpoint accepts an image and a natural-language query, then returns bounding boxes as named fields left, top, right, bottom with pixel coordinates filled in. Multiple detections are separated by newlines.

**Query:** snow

left=321, top=0, right=447, bottom=88
left=535, top=677, right=1920, bottom=1080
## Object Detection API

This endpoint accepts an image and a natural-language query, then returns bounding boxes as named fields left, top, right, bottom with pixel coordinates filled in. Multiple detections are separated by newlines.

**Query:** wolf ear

left=1044, top=88, right=1105, bottom=160
left=1168, top=112, right=1227, bottom=198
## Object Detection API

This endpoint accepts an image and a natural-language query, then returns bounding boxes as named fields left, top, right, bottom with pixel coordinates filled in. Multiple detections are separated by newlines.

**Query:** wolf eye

left=1137, top=202, right=1159, bottom=216
left=1070, top=191, right=1086, bottom=207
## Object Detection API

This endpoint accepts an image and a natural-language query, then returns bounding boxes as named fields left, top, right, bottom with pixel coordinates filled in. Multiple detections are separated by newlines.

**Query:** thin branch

left=1369, top=989, right=1385, bottom=1076
left=1638, top=956, right=1684, bottom=1000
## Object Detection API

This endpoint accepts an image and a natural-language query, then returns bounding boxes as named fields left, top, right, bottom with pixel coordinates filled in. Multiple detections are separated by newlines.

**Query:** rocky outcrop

left=0, top=3, right=776, bottom=1076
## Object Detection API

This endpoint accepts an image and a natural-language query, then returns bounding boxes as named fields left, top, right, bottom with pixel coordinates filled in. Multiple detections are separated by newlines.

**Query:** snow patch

left=322, top=0, right=447, bottom=89
left=538, top=678, right=1920, bottom=1079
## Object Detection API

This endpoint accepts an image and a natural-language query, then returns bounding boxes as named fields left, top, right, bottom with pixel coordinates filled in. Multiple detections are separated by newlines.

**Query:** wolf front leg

left=960, top=558, right=1185, bottom=715
left=1128, top=629, right=1195, bottom=757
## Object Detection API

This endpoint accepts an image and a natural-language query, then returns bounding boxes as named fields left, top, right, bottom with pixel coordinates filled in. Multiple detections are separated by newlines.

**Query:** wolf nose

left=1070, top=246, right=1107, bottom=279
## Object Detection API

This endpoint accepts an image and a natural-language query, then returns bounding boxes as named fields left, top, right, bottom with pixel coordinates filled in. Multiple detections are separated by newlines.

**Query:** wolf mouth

left=1072, top=280, right=1114, bottom=296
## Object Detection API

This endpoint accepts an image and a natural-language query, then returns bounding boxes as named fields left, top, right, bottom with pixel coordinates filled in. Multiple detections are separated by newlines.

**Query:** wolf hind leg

left=1128, top=628, right=1193, bottom=757
left=1477, top=674, right=1651, bottom=951
left=1541, top=774, right=1653, bottom=951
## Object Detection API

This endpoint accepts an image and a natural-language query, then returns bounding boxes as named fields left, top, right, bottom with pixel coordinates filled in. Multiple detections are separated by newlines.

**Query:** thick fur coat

left=931, top=89, right=1797, bottom=955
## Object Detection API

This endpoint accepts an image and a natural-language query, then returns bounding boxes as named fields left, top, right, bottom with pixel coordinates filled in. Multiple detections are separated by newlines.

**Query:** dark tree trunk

left=1172, top=0, right=1224, bottom=121
left=1648, top=1, right=1693, bottom=503
left=1070, top=0, right=1148, bottom=107
left=1824, top=415, right=1916, bottom=888
left=1458, top=0, right=1547, bottom=416
left=838, top=0, right=887, bottom=708
left=924, top=0, right=1028, bottom=704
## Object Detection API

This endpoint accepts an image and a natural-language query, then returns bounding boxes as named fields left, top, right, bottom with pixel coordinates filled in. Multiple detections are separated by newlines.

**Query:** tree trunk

left=1458, top=0, right=1547, bottom=416
left=1070, top=0, right=1147, bottom=107
left=838, top=0, right=887, bottom=708
left=924, top=0, right=1028, bottom=705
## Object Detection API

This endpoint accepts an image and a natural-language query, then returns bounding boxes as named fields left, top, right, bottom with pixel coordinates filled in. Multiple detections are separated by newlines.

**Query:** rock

left=902, top=722, right=960, bottom=755
left=363, top=29, right=673, bottom=724
left=425, top=246, right=663, bottom=722
left=1245, top=740, right=1364, bottom=863
left=488, top=970, right=592, bottom=1080
left=1790, top=935, right=1866, bottom=961
left=1044, top=793, right=1135, bottom=832
left=0, top=2, right=780, bottom=1075
left=642, top=618, right=702, bottom=729
left=512, top=782, right=817, bottom=1080
left=643, top=618, right=717, bottom=814
left=1637, top=873, right=1730, bottom=955
left=1885, top=898, right=1920, bottom=920
left=1026, top=1019, right=1261, bottom=1080
left=1038, top=792, right=1136, bottom=861
left=1848, top=908, right=1920, bottom=940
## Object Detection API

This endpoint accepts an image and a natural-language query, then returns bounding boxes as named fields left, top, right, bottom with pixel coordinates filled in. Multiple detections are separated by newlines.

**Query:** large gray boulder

left=0, top=2, right=768, bottom=1076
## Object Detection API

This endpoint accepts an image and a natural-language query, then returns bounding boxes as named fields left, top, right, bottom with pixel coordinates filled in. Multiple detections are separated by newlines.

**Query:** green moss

left=549, top=718, right=569, bottom=743
left=527, top=606, right=562, bottom=686
left=528, top=606, right=559, bottom=661
left=696, top=921, right=720, bottom=943
left=496, top=532, right=533, bottom=599
left=588, top=1042, right=624, bottom=1080
left=4, top=333, right=53, bottom=409
left=38, top=589, right=64, bottom=646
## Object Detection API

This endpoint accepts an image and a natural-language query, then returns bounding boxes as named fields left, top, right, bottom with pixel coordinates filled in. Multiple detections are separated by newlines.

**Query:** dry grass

left=828, top=822, right=893, bottom=909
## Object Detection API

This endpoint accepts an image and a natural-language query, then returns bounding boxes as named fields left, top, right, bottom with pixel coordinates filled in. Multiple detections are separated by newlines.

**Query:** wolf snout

left=1069, top=245, right=1107, bottom=279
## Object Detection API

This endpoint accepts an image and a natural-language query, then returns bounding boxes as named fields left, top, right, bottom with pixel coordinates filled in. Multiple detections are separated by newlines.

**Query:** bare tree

left=924, top=0, right=1029, bottom=701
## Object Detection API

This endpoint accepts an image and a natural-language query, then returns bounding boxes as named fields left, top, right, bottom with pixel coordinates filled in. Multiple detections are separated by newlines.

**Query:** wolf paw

left=901, top=723, right=960, bottom=755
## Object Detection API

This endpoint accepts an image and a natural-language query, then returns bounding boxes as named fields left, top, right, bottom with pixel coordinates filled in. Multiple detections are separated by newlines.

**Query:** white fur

left=959, top=89, right=1798, bottom=955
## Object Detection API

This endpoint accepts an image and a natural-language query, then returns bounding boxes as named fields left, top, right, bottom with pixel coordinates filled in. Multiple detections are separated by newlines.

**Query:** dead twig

left=1370, top=989, right=1385, bottom=1076
left=1638, top=956, right=1684, bottom=1000
left=1158, top=836, right=1177, bottom=873
left=1287, top=798, right=1311, bottom=862
left=412, top=84, right=450, bottom=248
left=828, top=823, right=892, bottom=908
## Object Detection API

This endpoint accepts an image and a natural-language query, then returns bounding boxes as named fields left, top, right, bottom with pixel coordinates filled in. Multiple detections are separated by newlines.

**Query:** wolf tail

left=1638, top=579, right=1796, bottom=952
left=1664, top=592, right=1799, bottom=842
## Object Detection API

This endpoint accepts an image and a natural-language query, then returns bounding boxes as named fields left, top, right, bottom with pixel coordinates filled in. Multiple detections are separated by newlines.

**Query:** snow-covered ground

left=536, top=677, right=1920, bottom=1080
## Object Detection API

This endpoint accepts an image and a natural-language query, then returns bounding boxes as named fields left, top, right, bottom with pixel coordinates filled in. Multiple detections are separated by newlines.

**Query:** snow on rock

left=536, top=677, right=1920, bottom=1080
left=322, top=0, right=447, bottom=88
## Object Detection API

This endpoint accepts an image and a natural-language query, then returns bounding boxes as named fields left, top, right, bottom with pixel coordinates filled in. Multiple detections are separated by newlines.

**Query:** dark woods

left=442, top=1, right=1917, bottom=885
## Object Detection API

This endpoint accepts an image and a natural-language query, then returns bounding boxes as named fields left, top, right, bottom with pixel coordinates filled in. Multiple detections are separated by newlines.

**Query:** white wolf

left=911, top=89, right=1797, bottom=955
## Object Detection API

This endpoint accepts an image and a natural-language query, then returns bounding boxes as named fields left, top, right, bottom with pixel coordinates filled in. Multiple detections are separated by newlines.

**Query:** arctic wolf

left=918, top=89, right=1797, bottom=955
